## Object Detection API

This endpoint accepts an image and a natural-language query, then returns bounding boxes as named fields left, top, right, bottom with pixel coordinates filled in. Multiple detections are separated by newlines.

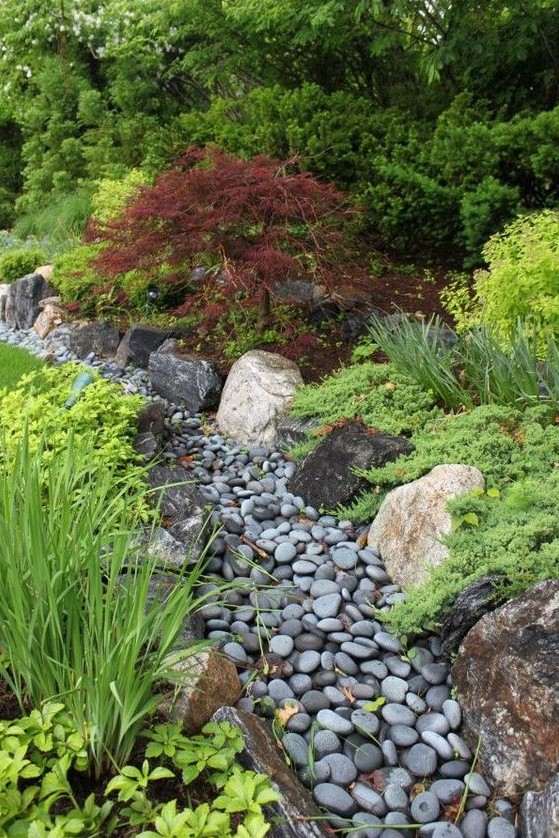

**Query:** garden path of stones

left=0, top=324, right=518, bottom=838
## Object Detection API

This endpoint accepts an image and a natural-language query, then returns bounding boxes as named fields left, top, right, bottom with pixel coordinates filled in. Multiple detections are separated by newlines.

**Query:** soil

left=178, top=267, right=452, bottom=383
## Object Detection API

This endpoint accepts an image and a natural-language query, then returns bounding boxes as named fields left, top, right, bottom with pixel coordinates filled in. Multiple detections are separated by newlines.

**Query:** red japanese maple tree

left=91, top=147, right=369, bottom=329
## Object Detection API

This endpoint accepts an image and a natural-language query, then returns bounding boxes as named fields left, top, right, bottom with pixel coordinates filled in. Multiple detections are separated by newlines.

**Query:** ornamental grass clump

left=0, top=430, right=215, bottom=778
left=367, top=311, right=559, bottom=411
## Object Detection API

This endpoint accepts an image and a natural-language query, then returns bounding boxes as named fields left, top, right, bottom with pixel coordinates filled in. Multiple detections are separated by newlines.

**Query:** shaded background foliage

left=0, top=0, right=558, bottom=265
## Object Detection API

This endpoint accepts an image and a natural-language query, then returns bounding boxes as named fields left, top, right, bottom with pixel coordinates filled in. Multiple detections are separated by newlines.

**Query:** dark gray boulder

left=521, top=771, right=559, bottom=838
left=275, top=413, right=320, bottom=450
left=440, top=573, right=504, bottom=655
left=212, top=706, right=330, bottom=837
left=5, top=273, right=56, bottom=330
left=133, top=400, right=167, bottom=460
left=116, top=323, right=174, bottom=368
left=147, top=465, right=210, bottom=554
left=149, top=351, right=223, bottom=412
left=44, top=321, right=120, bottom=358
left=288, top=420, right=413, bottom=512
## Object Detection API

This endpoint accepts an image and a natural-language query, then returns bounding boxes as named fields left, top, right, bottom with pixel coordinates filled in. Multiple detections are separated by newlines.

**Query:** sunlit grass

left=0, top=343, right=44, bottom=391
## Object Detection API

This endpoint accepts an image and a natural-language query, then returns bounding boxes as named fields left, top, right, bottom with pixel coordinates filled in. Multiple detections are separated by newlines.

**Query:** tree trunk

left=257, top=288, right=272, bottom=333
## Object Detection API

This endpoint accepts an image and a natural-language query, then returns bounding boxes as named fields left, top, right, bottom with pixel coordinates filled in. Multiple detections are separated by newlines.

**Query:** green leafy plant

left=0, top=707, right=277, bottom=837
left=0, top=701, right=107, bottom=833
left=0, top=429, right=216, bottom=777
left=0, top=362, right=146, bottom=492
left=0, top=245, right=46, bottom=282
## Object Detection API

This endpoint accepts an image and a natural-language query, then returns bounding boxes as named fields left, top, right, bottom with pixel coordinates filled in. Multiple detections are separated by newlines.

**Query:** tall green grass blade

left=0, top=428, right=221, bottom=777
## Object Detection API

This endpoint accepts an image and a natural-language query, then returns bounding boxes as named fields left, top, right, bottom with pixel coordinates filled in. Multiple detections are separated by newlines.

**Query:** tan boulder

left=35, top=264, right=54, bottom=282
left=158, top=650, right=241, bottom=735
left=367, top=463, right=484, bottom=587
left=216, top=349, right=303, bottom=447
left=34, top=302, right=65, bottom=338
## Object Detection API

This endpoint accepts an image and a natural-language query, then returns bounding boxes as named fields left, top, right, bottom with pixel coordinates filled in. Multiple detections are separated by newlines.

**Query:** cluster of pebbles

left=0, top=324, right=518, bottom=838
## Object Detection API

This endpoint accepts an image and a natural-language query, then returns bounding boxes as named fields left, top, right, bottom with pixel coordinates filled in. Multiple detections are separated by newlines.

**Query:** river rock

left=212, top=706, right=330, bottom=837
left=216, top=350, right=303, bottom=447
left=452, top=580, right=559, bottom=796
left=289, top=421, right=412, bottom=512
left=367, top=464, right=485, bottom=588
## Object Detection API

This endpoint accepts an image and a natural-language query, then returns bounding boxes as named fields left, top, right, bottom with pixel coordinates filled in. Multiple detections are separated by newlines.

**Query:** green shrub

left=0, top=245, right=47, bottom=282
left=443, top=210, right=559, bottom=350
left=360, top=163, right=462, bottom=259
left=52, top=242, right=109, bottom=308
left=459, top=176, right=520, bottom=265
left=289, top=360, right=441, bottom=458
left=0, top=363, right=145, bottom=488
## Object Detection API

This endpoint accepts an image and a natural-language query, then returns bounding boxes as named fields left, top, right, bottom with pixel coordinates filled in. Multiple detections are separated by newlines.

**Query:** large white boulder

left=216, top=350, right=303, bottom=447
left=368, top=463, right=484, bottom=588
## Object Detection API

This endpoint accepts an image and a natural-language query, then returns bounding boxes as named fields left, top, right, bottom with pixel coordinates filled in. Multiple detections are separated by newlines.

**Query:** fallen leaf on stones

left=359, top=769, right=386, bottom=792
left=275, top=703, right=299, bottom=727
left=341, top=686, right=357, bottom=704
left=362, top=697, right=386, bottom=713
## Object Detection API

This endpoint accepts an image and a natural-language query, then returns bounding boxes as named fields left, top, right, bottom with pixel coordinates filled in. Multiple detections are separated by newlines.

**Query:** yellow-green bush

left=0, top=246, right=47, bottom=283
left=442, top=210, right=559, bottom=352
left=0, top=363, right=145, bottom=497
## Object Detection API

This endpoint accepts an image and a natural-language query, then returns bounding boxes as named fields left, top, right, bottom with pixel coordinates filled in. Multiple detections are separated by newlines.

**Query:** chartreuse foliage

left=0, top=707, right=277, bottom=836
left=0, top=362, right=144, bottom=485
left=442, top=210, right=559, bottom=350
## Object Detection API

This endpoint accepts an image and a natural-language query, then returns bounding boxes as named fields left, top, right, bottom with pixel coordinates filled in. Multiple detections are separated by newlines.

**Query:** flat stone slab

left=212, top=706, right=330, bottom=838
